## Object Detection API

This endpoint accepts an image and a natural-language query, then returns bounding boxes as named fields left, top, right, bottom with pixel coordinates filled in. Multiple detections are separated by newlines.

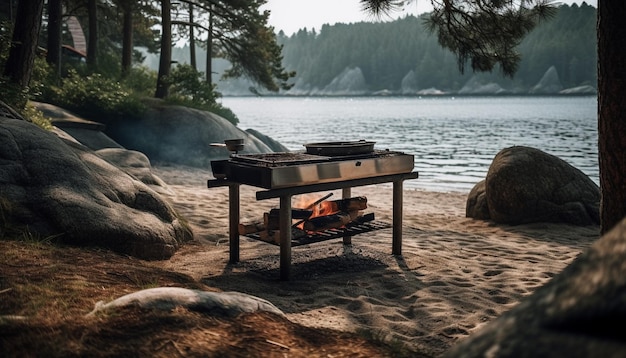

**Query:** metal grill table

left=207, top=171, right=418, bottom=280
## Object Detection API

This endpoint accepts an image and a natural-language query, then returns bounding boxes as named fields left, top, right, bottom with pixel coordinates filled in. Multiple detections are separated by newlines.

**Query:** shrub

left=166, top=64, right=239, bottom=125
left=121, top=66, right=158, bottom=97
left=48, top=69, right=146, bottom=121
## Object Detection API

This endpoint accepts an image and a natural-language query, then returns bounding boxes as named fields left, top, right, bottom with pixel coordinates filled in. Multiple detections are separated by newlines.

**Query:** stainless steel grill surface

left=212, top=150, right=415, bottom=189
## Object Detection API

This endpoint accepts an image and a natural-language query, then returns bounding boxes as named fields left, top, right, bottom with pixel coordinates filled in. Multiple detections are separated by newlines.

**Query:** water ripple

left=222, top=96, right=598, bottom=193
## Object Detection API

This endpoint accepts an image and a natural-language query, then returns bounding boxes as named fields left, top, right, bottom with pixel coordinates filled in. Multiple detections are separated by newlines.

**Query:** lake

left=220, top=96, right=598, bottom=193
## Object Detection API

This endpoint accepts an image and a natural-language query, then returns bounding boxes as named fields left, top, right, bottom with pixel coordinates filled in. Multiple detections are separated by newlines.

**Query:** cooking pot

left=303, top=140, right=375, bottom=156
left=210, top=138, right=244, bottom=152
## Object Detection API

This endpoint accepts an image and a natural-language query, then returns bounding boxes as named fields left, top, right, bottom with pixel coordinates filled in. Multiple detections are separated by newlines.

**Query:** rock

left=33, top=102, right=171, bottom=193
left=416, top=87, right=448, bottom=96
left=459, top=76, right=509, bottom=95
left=321, top=67, right=367, bottom=95
left=34, top=101, right=123, bottom=150
left=529, top=66, right=563, bottom=94
left=96, top=148, right=170, bottom=191
left=466, top=146, right=600, bottom=225
left=444, top=217, right=626, bottom=358
left=559, top=85, right=597, bottom=95
left=102, top=102, right=277, bottom=167
left=400, top=70, right=419, bottom=95
left=465, top=180, right=490, bottom=220
left=87, top=287, right=284, bottom=318
left=245, top=128, right=290, bottom=152
left=0, top=117, right=192, bottom=260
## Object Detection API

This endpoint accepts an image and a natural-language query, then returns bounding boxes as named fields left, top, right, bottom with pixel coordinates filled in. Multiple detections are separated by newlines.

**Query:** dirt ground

left=0, top=239, right=422, bottom=357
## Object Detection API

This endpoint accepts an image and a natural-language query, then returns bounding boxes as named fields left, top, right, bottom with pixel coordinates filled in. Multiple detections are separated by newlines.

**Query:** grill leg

left=392, top=180, right=403, bottom=256
left=229, top=183, right=241, bottom=263
left=342, top=187, right=352, bottom=245
left=279, top=194, right=292, bottom=280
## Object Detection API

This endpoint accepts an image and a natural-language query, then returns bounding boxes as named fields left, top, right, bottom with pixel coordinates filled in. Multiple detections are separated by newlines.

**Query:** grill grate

left=245, top=220, right=391, bottom=247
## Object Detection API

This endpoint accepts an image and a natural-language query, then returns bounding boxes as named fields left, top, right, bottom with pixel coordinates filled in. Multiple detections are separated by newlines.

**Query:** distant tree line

left=275, top=3, right=596, bottom=93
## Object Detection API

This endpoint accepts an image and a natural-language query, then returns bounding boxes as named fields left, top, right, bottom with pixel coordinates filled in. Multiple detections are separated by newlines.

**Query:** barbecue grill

left=211, top=149, right=415, bottom=189
left=207, top=140, right=418, bottom=280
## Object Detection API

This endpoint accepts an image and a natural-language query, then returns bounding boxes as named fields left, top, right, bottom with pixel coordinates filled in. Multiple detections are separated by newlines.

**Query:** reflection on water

left=221, top=96, right=598, bottom=193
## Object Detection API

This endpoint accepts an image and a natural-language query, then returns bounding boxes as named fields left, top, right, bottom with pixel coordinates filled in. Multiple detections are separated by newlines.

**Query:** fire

left=293, top=194, right=367, bottom=232
left=311, top=200, right=339, bottom=218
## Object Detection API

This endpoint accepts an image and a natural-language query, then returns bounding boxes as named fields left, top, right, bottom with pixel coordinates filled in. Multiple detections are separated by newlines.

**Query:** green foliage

left=165, top=64, right=239, bottom=125
left=277, top=3, right=596, bottom=92
left=22, top=104, right=53, bottom=130
left=168, top=64, right=218, bottom=106
left=120, top=66, right=158, bottom=97
left=0, top=75, right=29, bottom=110
left=47, top=69, right=146, bottom=122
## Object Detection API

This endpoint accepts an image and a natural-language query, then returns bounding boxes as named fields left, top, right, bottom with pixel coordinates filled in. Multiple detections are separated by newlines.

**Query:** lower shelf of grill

left=244, top=220, right=392, bottom=247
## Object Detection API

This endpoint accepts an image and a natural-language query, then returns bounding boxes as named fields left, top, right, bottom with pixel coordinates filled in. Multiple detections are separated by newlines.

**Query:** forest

left=157, top=3, right=596, bottom=96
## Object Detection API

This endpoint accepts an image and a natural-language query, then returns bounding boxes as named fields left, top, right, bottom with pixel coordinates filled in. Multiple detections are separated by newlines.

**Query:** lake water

left=220, top=96, right=598, bottom=193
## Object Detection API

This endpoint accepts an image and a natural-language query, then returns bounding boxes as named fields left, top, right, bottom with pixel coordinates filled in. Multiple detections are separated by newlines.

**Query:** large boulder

left=102, top=101, right=279, bottom=167
left=34, top=101, right=124, bottom=150
left=0, top=117, right=192, bottom=260
left=96, top=148, right=169, bottom=190
left=444, top=217, right=626, bottom=357
left=244, top=128, right=289, bottom=152
left=466, top=146, right=600, bottom=225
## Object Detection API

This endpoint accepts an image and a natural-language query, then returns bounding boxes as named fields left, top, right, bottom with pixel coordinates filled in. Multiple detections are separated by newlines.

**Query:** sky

left=262, top=0, right=598, bottom=36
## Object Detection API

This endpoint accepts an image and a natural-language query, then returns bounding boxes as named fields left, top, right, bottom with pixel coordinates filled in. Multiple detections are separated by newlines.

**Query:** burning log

left=308, top=196, right=367, bottom=213
left=238, top=195, right=370, bottom=237
left=331, top=196, right=368, bottom=212
left=269, top=208, right=314, bottom=220
left=261, top=209, right=314, bottom=231
left=302, top=210, right=360, bottom=231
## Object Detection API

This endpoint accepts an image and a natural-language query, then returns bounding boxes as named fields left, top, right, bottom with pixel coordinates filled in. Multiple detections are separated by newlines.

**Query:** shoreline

left=151, top=164, right=599, bottom=355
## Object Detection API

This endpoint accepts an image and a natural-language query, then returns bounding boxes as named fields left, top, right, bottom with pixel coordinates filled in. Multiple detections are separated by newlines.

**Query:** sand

left=151, top=164, right=599, bottom=356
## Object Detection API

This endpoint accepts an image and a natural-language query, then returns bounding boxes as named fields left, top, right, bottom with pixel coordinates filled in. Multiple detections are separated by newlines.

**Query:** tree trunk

left=121, top=3, right=133, bottom=78
left=597, top=2, right=626, bottom=234
left=205, top=11, right=213, bottom=84
left=46, top=0, right=62, bottom=77
left=86, top=0, right=98, bottom=70
left=189, top=3, right=196, bottom=70
left=155, top=0, right=172, bottom=99
left=3, top=0, right=43, bottom=102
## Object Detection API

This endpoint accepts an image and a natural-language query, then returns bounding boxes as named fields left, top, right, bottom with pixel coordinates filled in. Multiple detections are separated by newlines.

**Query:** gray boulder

left=34, top=101, right=123, bottom=150
left=320, top=67, right=368, bottom=95
left=530, top=66, right=563, bottom=94
left=466, top=146, right=600, bottom=225
left=444, top=217, right=626, bottom=358
left=96, top=148, right=169, bottom=189
left=459, top=76, right=509, bottom=95
left=245, top=128, right=289, bottom=152
left=103, top=102, right=278, bottom=167
left=0, top=117, right=192, bottom=260
left=87, top=287, right=284, bottom=318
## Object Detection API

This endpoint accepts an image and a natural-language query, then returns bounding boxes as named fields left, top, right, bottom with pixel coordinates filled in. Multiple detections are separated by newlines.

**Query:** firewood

left=310, top=197, right=367, bottom=215
left=268, top=208, right=313, bottom=220
left=354, top=212, right=375, bottom=223
left=270, top=228, right=307, bottom=244
left=264, top=212, right=278, bottom=231
left=333, top=196, right=368, bottom=212
left=265, top=209, right=314, bottom=231
left=302, top=211, right=354, bottom=231
left=238, top=221, right=265, bottom=235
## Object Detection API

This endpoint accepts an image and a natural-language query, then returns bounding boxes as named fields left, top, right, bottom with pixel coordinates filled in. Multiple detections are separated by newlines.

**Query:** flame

left=294, top=194, right=340, bottom=231
left=311, top=201, right=338, bottom=217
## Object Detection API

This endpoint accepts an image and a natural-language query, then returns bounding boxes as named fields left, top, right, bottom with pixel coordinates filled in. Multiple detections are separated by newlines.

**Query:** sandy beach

left=151, top=164, right=599, bottom=356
